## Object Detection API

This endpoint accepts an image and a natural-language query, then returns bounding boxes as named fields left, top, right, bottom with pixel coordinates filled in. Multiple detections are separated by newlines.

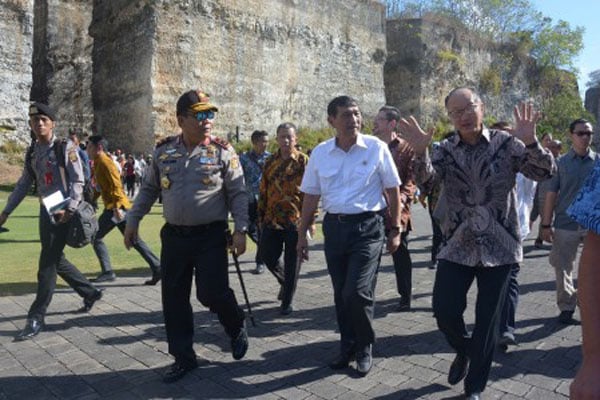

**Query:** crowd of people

left=0, top=86, right=598, bottom=399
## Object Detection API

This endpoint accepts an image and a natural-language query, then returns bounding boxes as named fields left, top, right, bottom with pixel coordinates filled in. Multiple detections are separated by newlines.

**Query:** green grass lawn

left=0, top=189, right=321, bottom=296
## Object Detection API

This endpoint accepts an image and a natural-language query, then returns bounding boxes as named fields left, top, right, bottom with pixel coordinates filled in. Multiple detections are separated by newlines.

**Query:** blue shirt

left=240, top=150, right=271, bottom=201
left=548, top=148, right=597, bottom=230
left=568, top=158, right=600, bottom=234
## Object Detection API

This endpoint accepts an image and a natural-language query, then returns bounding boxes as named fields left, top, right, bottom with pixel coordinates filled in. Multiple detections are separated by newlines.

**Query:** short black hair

left=276, top=122, right=297, bottom=134
left=88, top=135, right=109, bottom=151
left=444, top=87, right=481, bottom=107
left=378, top=105, right=401, bottom=122
left=327, top=96, right=359, bottom=117
left=569, top=118, right=591, bottom=133
left=250, top=130, right=269, bottom=143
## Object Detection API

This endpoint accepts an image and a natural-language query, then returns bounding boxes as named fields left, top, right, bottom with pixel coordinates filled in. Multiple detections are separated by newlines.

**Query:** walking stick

left=227, top=230, right=256, bottom=327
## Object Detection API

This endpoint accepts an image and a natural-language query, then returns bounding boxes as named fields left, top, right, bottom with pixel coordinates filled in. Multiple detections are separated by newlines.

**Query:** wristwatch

left=235, top=227, right=248, bottom=234
left=389, top=226, right=401, bottom=234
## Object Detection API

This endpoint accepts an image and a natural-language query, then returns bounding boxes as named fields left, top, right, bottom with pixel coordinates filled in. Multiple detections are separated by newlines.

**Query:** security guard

left=124, top=90, right=249, bottom=383
left=0, top=102, right=102, bottom=341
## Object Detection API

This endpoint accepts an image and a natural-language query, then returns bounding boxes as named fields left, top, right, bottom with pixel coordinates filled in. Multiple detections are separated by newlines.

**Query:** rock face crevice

left=89, top=0, right=386, bottom=154
left=0, top=0, right=33, bottom=143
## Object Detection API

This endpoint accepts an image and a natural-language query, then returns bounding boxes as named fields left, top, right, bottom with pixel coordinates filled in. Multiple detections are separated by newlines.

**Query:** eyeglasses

left=190, top=111, right=215, bottom=121
left=573, top=131, right=593, bottom=137
left=447, top=103, right=479, bottom=119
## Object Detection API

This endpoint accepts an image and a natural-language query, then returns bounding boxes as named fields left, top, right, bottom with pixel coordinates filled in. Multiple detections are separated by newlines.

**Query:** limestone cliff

left=0, top=0, right=33, bottom=147
left=385, top=14, right=535, bottom=128
left=90, top=0, right=387, bottom=154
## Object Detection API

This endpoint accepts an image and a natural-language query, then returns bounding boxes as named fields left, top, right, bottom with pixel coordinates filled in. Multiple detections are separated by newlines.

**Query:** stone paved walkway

left=0, top=207, right=581, bottom=399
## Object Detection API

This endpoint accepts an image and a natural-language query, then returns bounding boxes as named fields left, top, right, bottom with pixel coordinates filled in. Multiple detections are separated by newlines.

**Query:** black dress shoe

left=356, top=346, right=373, bottom=376
left=329, top=352, right=355, bottom=370
left=253, top=264, right=265, bottom=275
left=144, top=270, right=161, bottom=286
left=163, top=361, right=198, bottom=383
left=231, top=324, right=248, bottom=360
left=448, top=354, right=470, bottom=385
left=280, top=304, right=293, bottom=316
left=78, top=289, right=103, bottom=313
left=93, top=272, right=116, bottom=283
left=558, top=311, right=580, bottom=325
left=466, top=392, right=481, bottom=400
left=14, top=318, right=44, bottom=341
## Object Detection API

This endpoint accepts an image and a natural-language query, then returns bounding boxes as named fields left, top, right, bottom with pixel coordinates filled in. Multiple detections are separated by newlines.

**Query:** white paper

left=42, top=191, right=71, bottom=215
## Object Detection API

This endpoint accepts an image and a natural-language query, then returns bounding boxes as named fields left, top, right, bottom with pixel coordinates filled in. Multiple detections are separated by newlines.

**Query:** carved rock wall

left=0, top=0, right=33, bottom=146
left=31, top=0, right=93, bottom=137
left=584, top=87, right=600, bottom=150
left=385, top=15, right=534, bottom=128
left=90, top=0, right=386, bottom=154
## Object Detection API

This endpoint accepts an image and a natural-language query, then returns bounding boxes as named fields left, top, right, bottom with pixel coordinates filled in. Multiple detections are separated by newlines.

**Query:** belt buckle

left=336, top=214, right=347, bottom=223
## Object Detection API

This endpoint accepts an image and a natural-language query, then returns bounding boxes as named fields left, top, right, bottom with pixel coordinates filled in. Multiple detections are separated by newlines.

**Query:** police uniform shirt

left=127, top=134, right=248, bottom=231
left=4, top=138, right=84, bottom=214
left=300, top=133, right=401, bottom=214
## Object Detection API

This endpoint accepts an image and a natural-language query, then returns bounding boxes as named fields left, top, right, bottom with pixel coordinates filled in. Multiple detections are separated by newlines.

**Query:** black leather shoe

left=144, top=270, right=161, bottom=286
left=329, top=352, right=355, bottom=370
left=498, top=334, right=518, bottom=347
left=558, top=311, right=580, bottom=325
left=280, top=304, right=293, bottom=316
left=93, top=272, right=116, bottom=283
left=397, top=301, right=411, bottom=312
left=78, top=289, right=103, bottom=313
left=14, top=318, right=44, bottom=341
left=356, top=346, right=373, bottom=376
left=253, top=264, right=265, bottom=275
left=163, top=361, right=198, bottom=383
left=466, top=392, right=481, bottom=400
left=448, top=354, right=470, bottom=385
left=231, top=324, right=249, bottom=360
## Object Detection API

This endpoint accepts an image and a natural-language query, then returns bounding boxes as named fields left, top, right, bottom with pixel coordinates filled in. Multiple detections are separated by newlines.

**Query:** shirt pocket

left=193, top=164, right=221, bottom=188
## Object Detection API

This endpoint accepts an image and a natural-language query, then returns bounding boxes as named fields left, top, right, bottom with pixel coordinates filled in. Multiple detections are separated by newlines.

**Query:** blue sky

left=531, top=0, right=599, bottom=96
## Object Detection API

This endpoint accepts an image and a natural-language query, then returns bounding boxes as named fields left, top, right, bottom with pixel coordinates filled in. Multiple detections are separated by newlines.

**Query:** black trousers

left=391, top=231, right=412, bottom=304
left=247, top=199, right=263, bottom=266
left=259, top=226, right=300, bottom=307
left=499, top=264, right=520, bottom=338
left=29, top=207, right=97, bottom=321
left=160, top=221, right=245, bottom=365
left=92, top=208, right=160, bottom=274
left=323, top=212, right=385, bottom=353
left=432, top=260, right=512, bottom=394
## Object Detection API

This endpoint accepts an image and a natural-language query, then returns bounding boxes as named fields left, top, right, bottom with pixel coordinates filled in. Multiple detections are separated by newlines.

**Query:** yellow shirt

left=93, top=152, right=131, bottom=210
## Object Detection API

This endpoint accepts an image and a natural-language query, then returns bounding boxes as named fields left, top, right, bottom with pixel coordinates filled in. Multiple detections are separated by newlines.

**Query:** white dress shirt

left=300, top=133, right=401, bottom=214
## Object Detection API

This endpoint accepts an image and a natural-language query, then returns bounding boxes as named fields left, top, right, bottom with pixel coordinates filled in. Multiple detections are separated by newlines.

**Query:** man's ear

left=327, top=115, right=334, bottom=127
left=176, top=115, right=185, bottom=128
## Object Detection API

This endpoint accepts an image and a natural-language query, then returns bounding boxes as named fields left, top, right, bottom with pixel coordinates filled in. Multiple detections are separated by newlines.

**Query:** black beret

left=29, top=102, right=56, bottom=121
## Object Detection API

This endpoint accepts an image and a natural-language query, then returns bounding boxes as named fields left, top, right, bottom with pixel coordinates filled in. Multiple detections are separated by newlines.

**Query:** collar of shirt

left=567, top=148, right=596, bottom=161
left=326, top=133, right=368, bottom=153
left=449, top=127, right=491, bottom=148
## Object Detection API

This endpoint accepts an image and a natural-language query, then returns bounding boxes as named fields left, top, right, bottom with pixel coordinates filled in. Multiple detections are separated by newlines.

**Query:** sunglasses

left=573, top=131, right=593, bottom=137
left=190, top=111, right=215, bottom=121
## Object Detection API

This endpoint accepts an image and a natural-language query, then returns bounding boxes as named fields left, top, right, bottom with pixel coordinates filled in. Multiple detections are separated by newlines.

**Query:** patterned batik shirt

left=568, top=158, right=600, bottom=235
left=240, top=150, right=271, bottom=202
left=415, top=128, right=556, bottom=267
left=258, top=149, right=309, bottom=230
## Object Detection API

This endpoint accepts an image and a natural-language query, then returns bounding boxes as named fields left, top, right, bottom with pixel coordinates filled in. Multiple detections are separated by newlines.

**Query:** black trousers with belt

left=432, top=259, right=512, bottom=395
left=323, top=212, right=385, bottom=354
left=259, top=226, right=300, bottom=307
left=29, top=206, right=97, bottom=321
left=160, top=221, right=245, bottom=366
left=391, top=231, right=412, bottom=305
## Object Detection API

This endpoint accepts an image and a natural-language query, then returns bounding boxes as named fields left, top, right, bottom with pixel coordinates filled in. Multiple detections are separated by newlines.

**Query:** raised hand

left=512, top=102, right=541, bottom=146
left=397, top=116, right=433, bottom=155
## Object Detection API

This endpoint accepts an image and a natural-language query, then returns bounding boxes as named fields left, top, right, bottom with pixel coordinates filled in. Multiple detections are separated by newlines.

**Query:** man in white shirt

left=297, top=95, right=401, bottom=377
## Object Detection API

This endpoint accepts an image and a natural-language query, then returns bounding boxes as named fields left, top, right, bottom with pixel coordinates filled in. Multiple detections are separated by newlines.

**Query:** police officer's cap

left=29, top=102, right=56, bottom=121
left=176, top=90, right=219, bottom=116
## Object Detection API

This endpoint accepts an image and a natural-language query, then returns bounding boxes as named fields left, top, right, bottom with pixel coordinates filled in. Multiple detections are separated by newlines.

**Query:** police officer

left=124, top=90, right=249, bottom=383
left=0, top=102, right=102, bottom=341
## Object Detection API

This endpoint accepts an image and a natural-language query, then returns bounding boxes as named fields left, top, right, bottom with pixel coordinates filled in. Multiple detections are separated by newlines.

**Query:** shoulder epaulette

left=155, top=135, right=178, bottom=148
left=211, top=136, right=231, bottom=150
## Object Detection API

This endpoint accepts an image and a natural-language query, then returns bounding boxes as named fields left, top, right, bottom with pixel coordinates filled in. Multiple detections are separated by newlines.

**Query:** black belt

left=165, top=221, right=226, bottom=236
left=325, top=211, right=381, bottom=223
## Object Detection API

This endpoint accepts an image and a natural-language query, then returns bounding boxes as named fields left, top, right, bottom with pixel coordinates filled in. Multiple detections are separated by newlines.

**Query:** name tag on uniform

left=199, top=157, right=217, bottom=165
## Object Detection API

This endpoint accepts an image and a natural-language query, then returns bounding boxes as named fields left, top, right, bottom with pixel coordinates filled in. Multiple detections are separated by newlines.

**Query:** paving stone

left=0, top=208, right=581, bottom=399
